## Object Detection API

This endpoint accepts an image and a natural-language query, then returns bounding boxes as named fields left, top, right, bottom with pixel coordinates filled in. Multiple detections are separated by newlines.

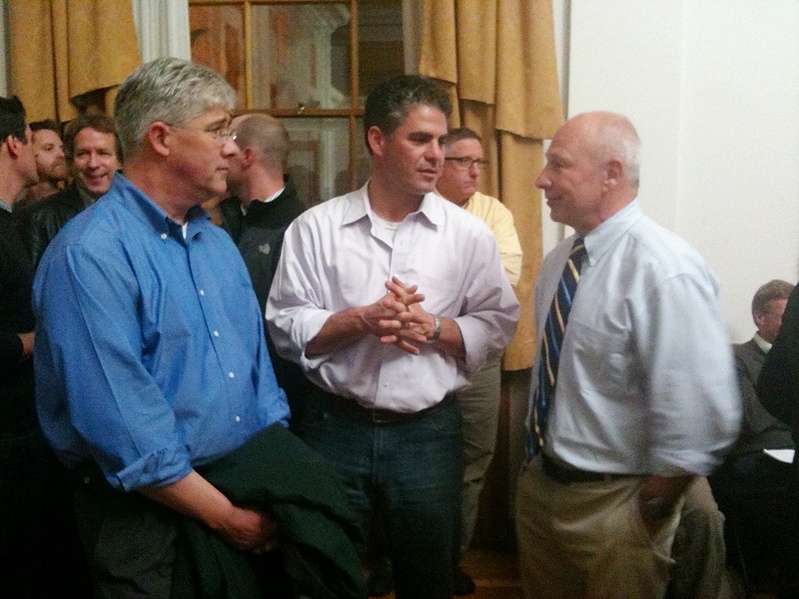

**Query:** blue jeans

left=298, top=393, right=462, bottom=599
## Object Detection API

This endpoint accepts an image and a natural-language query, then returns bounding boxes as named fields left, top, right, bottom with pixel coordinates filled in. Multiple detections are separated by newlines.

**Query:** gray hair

left=114, top=57, right=236, bottom=158
left=752, top=279, right=794, bottom=317
left=594, top=112, right=642, bottom=188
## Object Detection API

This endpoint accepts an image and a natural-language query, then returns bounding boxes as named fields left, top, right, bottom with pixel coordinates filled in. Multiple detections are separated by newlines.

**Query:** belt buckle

left=371, top=409, right=397, bottom=425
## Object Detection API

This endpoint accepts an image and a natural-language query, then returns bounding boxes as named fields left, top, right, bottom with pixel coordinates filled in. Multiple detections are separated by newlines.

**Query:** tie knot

left=570, top=237, right=587, bottom=267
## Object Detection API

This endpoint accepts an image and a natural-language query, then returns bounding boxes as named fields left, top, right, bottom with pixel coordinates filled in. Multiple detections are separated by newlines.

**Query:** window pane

left=283, top=118, right=351, bottom=205
left=251, top=4, right=351, bottom=110
left=358, top=0, right=404, bottom=104
left=189, top=5, right=246, bottom=109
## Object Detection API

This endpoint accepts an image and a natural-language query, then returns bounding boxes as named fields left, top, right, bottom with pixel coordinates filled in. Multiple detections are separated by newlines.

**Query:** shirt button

left=235, top=415, right=241, bottom=423
left=228, top=372, right=235, bottom=378
left=213, top=331, right=219, bottom=337
left=199, top=289, right=205, bottom=296
left=160, top=233, right=167, bottom=240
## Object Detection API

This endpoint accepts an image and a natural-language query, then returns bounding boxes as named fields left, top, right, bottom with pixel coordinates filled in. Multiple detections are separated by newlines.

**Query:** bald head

left=536, top=111, right=641, bottom=235
left=231, top=114, right=289, bottom=171
left=565, top=112, right=641, bottom=189
left=227, top=114, right=291, bottom=204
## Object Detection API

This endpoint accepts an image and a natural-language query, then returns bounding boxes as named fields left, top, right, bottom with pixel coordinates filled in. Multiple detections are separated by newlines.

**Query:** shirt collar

left=242, top=187, right=285, bottom=215
left=753, top=332, right=772, bottom=353
left=581, top=199, right=643, bottom=266
left=0, top=198, right=12, bottom=213
left=112, top=172, right=211, bottom=239
left=342, top=182, right=443, bottom=228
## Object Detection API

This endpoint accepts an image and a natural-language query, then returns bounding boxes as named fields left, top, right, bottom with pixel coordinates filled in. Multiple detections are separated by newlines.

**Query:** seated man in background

left=33, top=58, right=291, bottom=598
left=16, top=119, right=67, bottom=208
left=712, top=279, right=799, bottom=596
left=16, top=113, right=121, bottom=267
left=223, top=114, right=309, bottom=425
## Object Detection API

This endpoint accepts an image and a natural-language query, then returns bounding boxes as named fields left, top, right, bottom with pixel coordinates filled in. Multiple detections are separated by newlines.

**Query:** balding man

left=514, top=112, right=740, bottom=599
left=224, top=114, right=308, bottom=421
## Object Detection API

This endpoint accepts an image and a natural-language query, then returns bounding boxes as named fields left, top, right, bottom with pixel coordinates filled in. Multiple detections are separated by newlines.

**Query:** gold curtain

left=9, top=0, right=142, bottom=121
left=419, top=0, right=563, bottom=370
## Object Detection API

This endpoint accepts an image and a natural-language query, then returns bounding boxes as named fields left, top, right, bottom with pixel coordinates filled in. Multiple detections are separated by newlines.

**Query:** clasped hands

left=364, top=275, right=437, bottom=355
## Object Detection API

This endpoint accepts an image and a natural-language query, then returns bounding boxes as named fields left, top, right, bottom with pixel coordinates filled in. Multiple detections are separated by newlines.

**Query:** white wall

left=549, top=0, right=799, bottom=342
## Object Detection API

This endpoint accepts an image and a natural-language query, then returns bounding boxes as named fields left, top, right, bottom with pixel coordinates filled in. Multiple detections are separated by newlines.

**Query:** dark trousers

left=73, top=472, right=178, bottom=599
left=710, top=452, right=799, bottom=597
left=298, top=392, right=463, bottom=599
left=0, top=429, right=90, bottom=599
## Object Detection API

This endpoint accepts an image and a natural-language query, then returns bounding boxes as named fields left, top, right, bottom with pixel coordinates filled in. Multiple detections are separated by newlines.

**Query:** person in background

left=16, top=113, right=121, bottom=267
left=16, top=119, right=67, bottom=208
left=267, top=74, right=519, bottom=599
left=514, top=111, right=740, bottom=599
left=33, top=58, right=290, bottom=598
left=436, top=126, right=522, bottom=595
left=222, top=113, right=309, bottom=425
left=714, top=279, right=799, bottom=597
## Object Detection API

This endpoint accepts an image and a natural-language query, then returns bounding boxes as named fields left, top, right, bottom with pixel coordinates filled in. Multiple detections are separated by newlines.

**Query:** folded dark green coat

left=171, top=423, right=366, bottom=599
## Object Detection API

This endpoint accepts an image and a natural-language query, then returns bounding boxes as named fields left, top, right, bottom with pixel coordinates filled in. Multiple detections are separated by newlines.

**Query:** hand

left=215, top=505, right=279, bottom=552
left=382, top=277, right=434, bottom=354
left=18, top=331, right=34, bottom=359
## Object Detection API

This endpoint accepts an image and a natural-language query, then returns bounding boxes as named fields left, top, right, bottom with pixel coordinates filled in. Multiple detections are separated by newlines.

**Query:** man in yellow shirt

left=436, top=126, right=522, bottom=594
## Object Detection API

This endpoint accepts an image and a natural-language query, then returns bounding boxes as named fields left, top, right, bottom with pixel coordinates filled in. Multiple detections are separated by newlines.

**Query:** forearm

left=137, top=470, right=235, bottom=530
left=430, top=316, right=465, bottom=360
left=138, top=470, right=277, bottom=551
left=305, top=307, right=369, bottom=357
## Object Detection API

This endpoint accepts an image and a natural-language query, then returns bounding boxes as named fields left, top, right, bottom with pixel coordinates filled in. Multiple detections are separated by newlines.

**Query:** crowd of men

left=1, top=56, right=798, bottom=599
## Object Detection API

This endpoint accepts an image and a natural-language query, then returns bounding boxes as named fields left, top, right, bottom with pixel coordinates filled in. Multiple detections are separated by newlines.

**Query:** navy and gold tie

left=528, top=237, right=587, bottom=456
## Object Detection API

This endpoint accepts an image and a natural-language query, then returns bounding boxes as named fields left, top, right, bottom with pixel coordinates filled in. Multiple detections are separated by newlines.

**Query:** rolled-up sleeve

left=35, top=242, right=193, bottom=490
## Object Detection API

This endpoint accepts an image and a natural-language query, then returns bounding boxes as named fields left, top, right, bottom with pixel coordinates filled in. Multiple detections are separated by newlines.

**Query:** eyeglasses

left=444, top=156, right=489, bottom=170
left=170, top=124, right=237, bottom=144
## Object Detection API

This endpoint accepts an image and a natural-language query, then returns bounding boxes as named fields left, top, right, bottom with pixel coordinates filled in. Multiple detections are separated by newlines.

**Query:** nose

left=221, top=136, right=239, bottom=157
left=535, top=169, right=549, bottom=189
left=86, top=152, right=99, bottom=168
left=427, top=140, right=444, bottom=165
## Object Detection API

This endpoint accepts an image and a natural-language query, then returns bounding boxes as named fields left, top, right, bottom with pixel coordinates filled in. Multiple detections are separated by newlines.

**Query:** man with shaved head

left=224, top=113, right=308, bottom=421
left=514, top=112, right=740, bottom=599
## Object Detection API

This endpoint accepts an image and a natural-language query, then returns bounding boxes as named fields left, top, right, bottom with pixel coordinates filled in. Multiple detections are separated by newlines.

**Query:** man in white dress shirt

left=514, top=111, right=740, bottom=599
left=266, top=75, right=519, bottom=599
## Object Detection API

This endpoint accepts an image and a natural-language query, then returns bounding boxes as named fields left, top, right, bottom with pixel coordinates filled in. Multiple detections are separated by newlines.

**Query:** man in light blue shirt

left=514, top=111, right=740, bottom=599
left=34, top=58, right=289, bottom=598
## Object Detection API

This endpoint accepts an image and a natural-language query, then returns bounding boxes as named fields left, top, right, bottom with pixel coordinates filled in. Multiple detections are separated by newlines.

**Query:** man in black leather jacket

left=16, top=114, right=121, bottom=267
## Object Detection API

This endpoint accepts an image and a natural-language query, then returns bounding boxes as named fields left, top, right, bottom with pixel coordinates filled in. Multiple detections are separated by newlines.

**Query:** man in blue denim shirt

left=33, top=58, right=289, bottom=598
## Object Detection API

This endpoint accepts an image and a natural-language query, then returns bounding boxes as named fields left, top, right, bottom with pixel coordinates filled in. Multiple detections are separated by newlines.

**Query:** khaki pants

left=515, top=455, right=681, bottom=599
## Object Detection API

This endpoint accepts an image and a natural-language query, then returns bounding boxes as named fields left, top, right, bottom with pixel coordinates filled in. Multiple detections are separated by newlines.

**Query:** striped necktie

left=528, top=237, right=587, bottom=456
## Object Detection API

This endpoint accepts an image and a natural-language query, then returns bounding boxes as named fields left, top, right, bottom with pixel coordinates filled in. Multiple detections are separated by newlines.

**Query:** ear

left=5, top=134, right=22, bottom=159
left=603, top=158, right=623, bottom=192
left=239, top=146, right=255, bottom=170
left=367, top=125, right=385, bottom=157
left=147, top=122, right=171, bottom=157
left=754, top=311, right=767, bottom=331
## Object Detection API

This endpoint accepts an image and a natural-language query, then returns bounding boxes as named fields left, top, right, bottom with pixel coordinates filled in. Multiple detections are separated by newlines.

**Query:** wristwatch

left=638, top=496, right=674, bottom=521
left=429, top=315, right=442, bottom=342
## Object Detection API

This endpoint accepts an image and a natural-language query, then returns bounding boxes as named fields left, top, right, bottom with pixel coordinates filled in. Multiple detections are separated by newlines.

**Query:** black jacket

left=170, top=423, right=366, bottom=599
left=15, top=181, right=88, bottom=268
left=0, top=209, right=36, bottom=435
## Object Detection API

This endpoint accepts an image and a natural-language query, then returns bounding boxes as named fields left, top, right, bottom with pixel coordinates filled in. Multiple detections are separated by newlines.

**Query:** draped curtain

left=418, top=0, right=563, bottom=370
left=9, top=0, right=142, bottom=121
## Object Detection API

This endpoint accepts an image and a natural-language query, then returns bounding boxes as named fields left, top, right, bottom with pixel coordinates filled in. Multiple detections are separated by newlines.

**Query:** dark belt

left=541, top=453, right=632, bottom=485
left=314, top=386, right=456, bottom=426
